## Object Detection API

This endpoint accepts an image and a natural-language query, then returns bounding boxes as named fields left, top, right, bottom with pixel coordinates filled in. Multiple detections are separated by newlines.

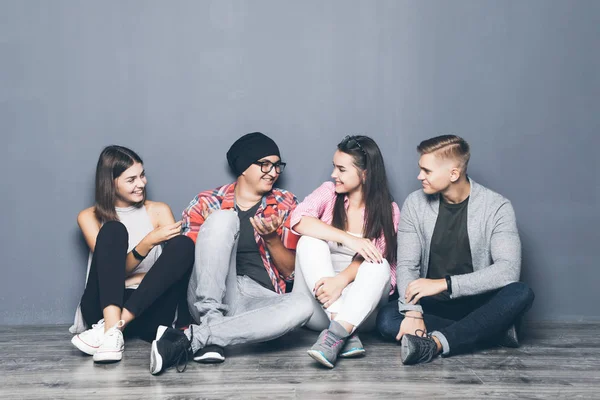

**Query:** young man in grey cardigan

left=376, top=135, right=534, bottom=365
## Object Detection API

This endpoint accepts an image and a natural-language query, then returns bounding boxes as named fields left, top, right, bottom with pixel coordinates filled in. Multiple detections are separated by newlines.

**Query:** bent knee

left=288, top=292, right=314, bottom=322
left=199, top=209, right=239, bottom=236
left=358, top=259, right=391, bottom=282
left=97, top=220, right=128, bottom=243
left=296, top=235, right=329, bottom=254
left=506, top=282, right=535, bottom=306
left=168, top=235, right=195, bottom=252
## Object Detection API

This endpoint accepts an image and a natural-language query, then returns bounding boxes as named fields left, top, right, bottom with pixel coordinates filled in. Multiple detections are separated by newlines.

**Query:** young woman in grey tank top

left=70, top=145, right=194, bottom=363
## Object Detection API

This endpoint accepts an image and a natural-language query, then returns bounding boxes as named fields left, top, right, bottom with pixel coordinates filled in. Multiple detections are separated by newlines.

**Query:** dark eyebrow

left=126, top=170, right=145, bottom=180
left=418, top=164, right=430, bottom=172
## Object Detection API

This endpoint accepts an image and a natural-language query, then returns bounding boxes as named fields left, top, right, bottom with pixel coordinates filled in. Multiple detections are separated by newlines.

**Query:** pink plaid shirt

left=290, top=181, right=400, bottom=292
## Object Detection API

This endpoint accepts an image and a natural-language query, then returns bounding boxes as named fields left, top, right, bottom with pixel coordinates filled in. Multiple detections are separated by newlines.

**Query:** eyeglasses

left=253, top=161, right=287, bottom=174
left=342, top=135, right=367, bottom=157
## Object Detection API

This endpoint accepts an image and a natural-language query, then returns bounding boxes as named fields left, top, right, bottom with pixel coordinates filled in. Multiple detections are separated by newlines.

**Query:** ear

left=450, top=167, right=461, bottom=183
left=361, top=169, right=367, bottom=184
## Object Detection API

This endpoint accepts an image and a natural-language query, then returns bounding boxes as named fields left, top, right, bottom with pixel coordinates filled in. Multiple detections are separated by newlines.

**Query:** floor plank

left=1, top=323, right=599, bottom=399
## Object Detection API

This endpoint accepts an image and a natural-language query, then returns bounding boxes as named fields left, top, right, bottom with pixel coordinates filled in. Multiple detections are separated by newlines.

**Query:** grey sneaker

left=400, top=331, right=439, bottom=365
left=307, top=320, right=349, bottom=368
left=339, top=333, right=365, bottom=358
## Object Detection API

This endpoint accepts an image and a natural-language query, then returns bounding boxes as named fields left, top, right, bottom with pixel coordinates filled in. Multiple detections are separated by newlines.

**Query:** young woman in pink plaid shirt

left=290, top=135, right=400, bottom=368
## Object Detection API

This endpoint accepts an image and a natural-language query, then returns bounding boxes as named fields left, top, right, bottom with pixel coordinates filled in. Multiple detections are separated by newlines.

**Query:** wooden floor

left=1, top=323, right=599, bottom=399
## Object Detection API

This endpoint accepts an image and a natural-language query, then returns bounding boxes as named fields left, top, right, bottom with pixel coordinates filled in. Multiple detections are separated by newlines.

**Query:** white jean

left=292, top=235, right=391, bottom=332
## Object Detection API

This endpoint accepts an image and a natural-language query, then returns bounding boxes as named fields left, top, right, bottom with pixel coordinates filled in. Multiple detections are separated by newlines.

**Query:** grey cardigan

left=397, top=178, right=521, bottom=314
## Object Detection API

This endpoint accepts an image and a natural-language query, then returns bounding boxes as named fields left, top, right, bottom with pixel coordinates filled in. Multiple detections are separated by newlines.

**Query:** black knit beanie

left=226, top=132, right=281, bottom=176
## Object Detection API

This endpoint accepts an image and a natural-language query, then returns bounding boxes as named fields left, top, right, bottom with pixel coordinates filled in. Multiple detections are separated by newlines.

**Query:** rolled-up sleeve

left=290, top=181, right=335, bottom=233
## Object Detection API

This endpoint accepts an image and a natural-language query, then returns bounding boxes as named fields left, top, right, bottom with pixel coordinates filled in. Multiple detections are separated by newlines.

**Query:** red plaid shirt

left=182, top=183, right=300, bottom=294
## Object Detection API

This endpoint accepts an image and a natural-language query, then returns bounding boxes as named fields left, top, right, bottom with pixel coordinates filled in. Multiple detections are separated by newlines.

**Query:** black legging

left=80, top=221, right=194, bottom=342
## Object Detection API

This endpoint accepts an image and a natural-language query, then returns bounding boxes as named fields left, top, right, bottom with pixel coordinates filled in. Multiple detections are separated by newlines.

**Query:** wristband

left=132, top=246, right=146, bottom=261
left=445, top=275, right=452, bottom=295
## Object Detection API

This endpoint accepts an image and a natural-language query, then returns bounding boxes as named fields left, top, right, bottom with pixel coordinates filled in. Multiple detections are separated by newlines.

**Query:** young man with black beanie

left=149, top=132, right=313, bottom=374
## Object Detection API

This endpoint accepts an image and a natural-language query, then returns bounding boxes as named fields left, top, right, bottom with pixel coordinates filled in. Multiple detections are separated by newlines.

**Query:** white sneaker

left=71, top=319, right=105, bottom=355
left=93, top=320, right=125, bottom=363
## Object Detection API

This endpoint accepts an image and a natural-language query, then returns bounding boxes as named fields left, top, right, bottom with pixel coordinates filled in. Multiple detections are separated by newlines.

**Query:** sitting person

left=149, top=132, right=313, bottom=375
left=70, top=145, right=194, bottom=363
left=291, top=135, right=399, bottom=368
left=376, top=135, right=534, bottom=364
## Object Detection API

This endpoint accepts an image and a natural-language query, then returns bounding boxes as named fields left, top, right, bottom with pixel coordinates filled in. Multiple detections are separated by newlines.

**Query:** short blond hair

left=417, top=135, right=470, bottom=172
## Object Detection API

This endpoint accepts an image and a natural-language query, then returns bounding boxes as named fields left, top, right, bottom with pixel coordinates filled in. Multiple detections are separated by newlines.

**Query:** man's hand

left=200, top=202, right=216, bottom=221
left=250, top=211, right=285, bottom=239
left=405, top=278, right=447, bottom=304
left=396, top=311, right=427, bottom=341
left=313, top=275, right=348, bottom=309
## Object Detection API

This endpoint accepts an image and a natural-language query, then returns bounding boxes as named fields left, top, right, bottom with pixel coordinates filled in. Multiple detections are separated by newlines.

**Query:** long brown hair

left=94, top=145, right=145, bottom=222
left=331, top=135, right=397, bottom=264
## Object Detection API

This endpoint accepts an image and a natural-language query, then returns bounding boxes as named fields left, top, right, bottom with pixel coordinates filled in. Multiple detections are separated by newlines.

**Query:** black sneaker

left=193, top=344, right=225, bottom=364
left=499, top=324, right=519, bottom=348
left=400, top=331, right=439, bottom=365
left=150, top=325, right=192, bottom=375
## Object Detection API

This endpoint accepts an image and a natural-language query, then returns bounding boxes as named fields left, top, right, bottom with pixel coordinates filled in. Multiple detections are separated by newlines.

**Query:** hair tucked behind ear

left=94, top=145, right=144, bottom=223
left=332, top=135, right=397, bottom=264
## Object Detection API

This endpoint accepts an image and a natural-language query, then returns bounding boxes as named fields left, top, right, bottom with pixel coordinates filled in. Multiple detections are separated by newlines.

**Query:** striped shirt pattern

left=182, top=182, right=300, bottom=294
left=290, top=181, right=400, bottom=291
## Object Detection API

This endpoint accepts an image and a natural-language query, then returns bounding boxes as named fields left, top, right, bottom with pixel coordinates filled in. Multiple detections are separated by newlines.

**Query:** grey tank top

left=69, top=205, right=162, bottom=333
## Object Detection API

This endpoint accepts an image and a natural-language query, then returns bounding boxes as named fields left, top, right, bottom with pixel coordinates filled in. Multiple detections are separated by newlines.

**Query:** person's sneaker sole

left=339, top=347, right=366, bottom=358
left=400, top=335, right=416, bottom=365
left=71, top=335, right=99, bottom=356
left=194, top=352, right=225, bottom=364
left=307, top=350, right=334, bottom=368
left=93, top=350, right=123, bottom=363
left=150, top=325, right=168, bottom=375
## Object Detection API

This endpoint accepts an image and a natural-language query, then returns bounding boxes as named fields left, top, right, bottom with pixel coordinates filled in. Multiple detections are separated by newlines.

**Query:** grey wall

left=1, top=0, right=598, bottom=325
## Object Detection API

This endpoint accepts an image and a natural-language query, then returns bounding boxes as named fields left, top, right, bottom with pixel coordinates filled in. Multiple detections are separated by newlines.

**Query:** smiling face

left=417, top=152, right=460, bottom=195
left=331, top=150, right=364, bottom=195
left=241, top=155, right=281, bottom=195
left=114, top=162, right=146, bottom=206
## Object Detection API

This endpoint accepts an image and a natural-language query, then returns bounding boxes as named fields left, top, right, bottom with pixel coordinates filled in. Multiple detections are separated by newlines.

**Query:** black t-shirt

left=427, top=196, right=474, bottom=287
left=236, top=202, right=275, bottom=292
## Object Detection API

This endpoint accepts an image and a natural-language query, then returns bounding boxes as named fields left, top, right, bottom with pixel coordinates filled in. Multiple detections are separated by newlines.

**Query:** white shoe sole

left=71, top=335, right=99, bottom=356
left=193, top=351, right=225, bottom=363
left=340, top=348, right=366, bottom=358
left=150, top=325, right=168, bottom=375
left=93, top=349, right=123, bottom=363
left=307, top=350, right=334, bottom=368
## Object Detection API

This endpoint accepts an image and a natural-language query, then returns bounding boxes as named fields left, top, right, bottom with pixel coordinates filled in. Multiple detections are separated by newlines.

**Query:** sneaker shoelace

left=174, top=327, right=193, bottom=373
left=412, top=329, right=437, bottom=364
left=91, top=320, right=104, bottom=330
left=322, top=331, right=343, bottom=349
left=103, top=328, right=123, bottom=349
left=175, top=344, right=189, bottom=373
